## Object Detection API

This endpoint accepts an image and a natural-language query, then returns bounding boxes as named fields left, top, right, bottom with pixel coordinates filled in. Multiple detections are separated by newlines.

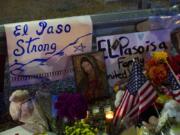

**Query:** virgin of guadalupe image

left=73, top=52, right=108, bottom=103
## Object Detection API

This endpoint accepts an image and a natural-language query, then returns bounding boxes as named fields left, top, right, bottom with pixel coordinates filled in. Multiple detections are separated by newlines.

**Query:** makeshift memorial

left=9, top=90, right=49, bottom=134
left=72, top=51, right=109, bottom=103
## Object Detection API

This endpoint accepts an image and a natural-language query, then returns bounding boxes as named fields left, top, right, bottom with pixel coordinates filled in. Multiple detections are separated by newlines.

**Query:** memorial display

left=0, top=10, right=179, bottom=135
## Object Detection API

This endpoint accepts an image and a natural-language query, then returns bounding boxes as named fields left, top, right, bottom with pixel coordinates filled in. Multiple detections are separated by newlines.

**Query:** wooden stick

left=153, top=103, right=160, bottom=118
left=166, top=61, right=180, bottom=85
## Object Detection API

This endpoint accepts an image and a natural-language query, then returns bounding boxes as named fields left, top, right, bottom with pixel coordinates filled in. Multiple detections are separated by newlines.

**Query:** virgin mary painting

left=72, top=52, right=108, bottom=103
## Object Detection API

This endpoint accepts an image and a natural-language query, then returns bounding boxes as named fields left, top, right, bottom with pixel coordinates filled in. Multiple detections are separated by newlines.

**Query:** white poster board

left=96, top=29, right=172, bottom=87
left=5, top=16, right=93, bottom=86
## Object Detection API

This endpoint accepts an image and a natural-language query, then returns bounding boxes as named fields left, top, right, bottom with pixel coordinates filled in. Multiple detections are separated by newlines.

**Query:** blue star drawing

left=74, top=43, right=86, bottom=52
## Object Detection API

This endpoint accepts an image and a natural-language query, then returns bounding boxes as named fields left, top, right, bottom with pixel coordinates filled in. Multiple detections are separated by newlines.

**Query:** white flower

left=114, top=90, right=124, bottom=108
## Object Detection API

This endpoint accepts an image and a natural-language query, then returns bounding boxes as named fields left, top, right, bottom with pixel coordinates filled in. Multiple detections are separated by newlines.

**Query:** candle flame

left=105, top=111, right=114, bottom=120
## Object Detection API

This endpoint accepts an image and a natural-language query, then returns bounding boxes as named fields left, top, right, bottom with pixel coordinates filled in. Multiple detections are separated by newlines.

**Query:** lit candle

left=105, top=111, right=114, bottom=122
left=105, top=111, right=114, bottom=134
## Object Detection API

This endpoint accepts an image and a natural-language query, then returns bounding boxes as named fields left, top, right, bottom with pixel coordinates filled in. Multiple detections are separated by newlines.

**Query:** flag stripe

left=172, top=90, right=180, bottom=103
left=126, top=97, right=139, bottom=118
left=139, top=83, right=152, bottom=102
left=113, top=91, right=129, bottom=125
left=126, top=95, right=134, bottom=114
left=166, top=69, right=180, bottom=103
left=139, top=81, right=157, bottom=113
left=115, top=91, right=129, bottom=118
left=139, top=91, right=157, bottom=113
left=119, top=93, right=134, bottom=119
left=139, top=85, right=154, bottom=106
left=133, top=94, right=139, bottom=106
left=140, top=89, right=156, bottom=108
left=172, top=89, right=180, bottom=95
left=175, top=96, right=180, bottom=101
left=118, top=95, right=129, bottom=118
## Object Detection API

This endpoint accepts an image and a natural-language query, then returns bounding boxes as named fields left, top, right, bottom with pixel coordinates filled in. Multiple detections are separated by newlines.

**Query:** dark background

left=0, top=0, right=170, bottom=24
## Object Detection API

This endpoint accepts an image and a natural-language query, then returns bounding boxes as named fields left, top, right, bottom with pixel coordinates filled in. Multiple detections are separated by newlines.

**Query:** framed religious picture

left=72, top=51, right=109, bottom=103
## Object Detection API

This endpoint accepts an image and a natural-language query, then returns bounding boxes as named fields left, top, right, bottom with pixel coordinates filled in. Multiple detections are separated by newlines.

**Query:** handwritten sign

left=5, top=16, right=93, bottom=86
left=96, top=29, right=172, bottom=87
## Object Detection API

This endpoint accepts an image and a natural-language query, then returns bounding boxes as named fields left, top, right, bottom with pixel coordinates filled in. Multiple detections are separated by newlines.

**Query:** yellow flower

left=113, top=81, right=121, bottom=93
left=113, top=85, right=119, bottom=93
left=152, top=51, right=168, bottom=63
left=156, top=94, right=172, bottom=104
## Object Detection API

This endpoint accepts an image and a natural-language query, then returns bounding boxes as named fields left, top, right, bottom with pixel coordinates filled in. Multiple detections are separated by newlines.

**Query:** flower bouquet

left=140, top=100, right=180, bottom=135
left=145, top=51, right=180, bottom=103
left=54, top=92, right=88, bottom=121
left=140, top=51, right=180, bottom=135
left=65, top=120, right=98, bottom=135
left=54, top=92, right=88, bottom=134
left=145, top=51, right=169, bottom=86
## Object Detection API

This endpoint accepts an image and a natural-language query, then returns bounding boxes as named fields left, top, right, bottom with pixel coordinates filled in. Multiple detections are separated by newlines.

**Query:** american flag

left=113, top=61, right=157, bottom=126
left=166, top=70, right=180, bottom=103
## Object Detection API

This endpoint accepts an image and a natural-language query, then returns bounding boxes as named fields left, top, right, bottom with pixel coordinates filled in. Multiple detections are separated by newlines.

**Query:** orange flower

left=145, top=58, right=158, bottom=71
left=148, top=64, right=168, bottom=85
